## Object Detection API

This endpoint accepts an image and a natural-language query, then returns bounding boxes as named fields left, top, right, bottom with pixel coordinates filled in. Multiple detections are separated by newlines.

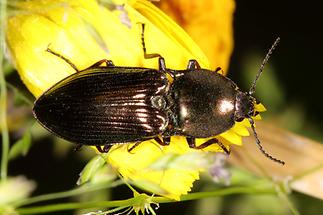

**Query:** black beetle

left=33, top=25, right=284, bottom=165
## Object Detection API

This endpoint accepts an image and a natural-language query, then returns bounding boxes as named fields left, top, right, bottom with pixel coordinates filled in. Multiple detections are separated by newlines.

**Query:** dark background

left=9, top=0, right=323, bottom=214
left=231, top=0, right=323, bottom=138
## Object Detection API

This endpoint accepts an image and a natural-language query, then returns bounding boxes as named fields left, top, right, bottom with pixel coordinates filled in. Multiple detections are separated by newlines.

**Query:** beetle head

left=234, top=91, right=257, bottom=122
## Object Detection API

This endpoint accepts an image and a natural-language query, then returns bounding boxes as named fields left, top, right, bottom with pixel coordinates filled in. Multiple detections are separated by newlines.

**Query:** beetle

left=33, top=24, right=284, bottom=165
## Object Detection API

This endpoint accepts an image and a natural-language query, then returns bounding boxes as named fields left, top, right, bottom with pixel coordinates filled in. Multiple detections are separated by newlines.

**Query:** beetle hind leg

left=186, top=137, right=230, bottom=155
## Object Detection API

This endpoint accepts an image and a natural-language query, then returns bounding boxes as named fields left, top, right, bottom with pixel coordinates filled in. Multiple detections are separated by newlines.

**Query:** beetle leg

left=83, top=59, right=115, bottom=70
left=186, top=137, right=196, bottom=148
left=187, top=137, right=230, bottom=155
left=140, top=23, right=162, bottom=60
left=96, top=145, right=104, bottom=153
left=46, top=46, right=79, bottom=72
left=103, top=144, right=113, bottom=152
left=187, top=60, right=201, bottom=70
left=159, top=57, right=178, bottom=79
left=215, top=67, right=223, bottom=74
left=127, top=142, right=142, bottom=153
left=96, top=144, right=112, bottom=153
left=154, top=137, right=169, bottom=146
left=163, top=136, right=171, bottom=145
left=158, top=57, right=167, bottom=71
left=139, top=23, right=176, bottom=78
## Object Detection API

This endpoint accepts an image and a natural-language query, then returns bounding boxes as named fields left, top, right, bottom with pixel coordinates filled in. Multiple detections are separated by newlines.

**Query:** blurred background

left=3, top=0, right=323, bottom=214
left=224, top=1, right=323, bottom=214
left=231, top=0, right=323, bottom=140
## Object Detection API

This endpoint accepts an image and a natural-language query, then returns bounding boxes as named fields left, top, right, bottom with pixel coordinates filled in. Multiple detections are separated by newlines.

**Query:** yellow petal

left=157, top=0, right=235, bottom=72
left=220, top=129, right=243, bottom=146
left=107, top=139, right=204, bottom=200
left=232, top=122, right=250, bottom=137
left=255, top=102, right=267, bottom=112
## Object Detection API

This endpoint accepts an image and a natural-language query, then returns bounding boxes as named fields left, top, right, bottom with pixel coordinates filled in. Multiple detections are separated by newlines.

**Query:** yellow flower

left=157, top=0, right=235, bottom=72
left=6, top=0, right=262, bottom=200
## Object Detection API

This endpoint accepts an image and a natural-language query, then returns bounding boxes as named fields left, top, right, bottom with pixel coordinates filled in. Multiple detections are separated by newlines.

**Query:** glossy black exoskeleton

left=33, top=25, right=284, bottom=165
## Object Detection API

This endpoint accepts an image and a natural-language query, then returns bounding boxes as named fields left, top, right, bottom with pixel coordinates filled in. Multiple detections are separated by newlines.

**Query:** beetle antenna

left=248, top=117, right=285, bottom=165
left=249, top=37, right=280, bottom=95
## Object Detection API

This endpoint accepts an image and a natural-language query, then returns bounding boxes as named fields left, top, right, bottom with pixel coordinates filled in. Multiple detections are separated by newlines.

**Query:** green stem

left=0, top=0, right=9, bottom=181
left=13, top=180, right=123, bottom=207
left=17, top=197, right=142, bottom=214
left=276, top=184, right=300, bottom=215
left=156, top=186, right=276, bottom=203
left=17, top=186, right=275, bottom=214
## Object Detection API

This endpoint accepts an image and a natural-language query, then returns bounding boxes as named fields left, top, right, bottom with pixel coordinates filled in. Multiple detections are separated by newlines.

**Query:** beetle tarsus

left=187, top=137, right=230, bottom=155
left=127, top=142, right=142, bottom=153
left=140, top=23, right=162, bottom=60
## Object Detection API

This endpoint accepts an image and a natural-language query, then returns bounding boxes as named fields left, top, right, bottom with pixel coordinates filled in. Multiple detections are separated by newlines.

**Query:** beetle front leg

left=140, top=23, right=162, bottom=60
left=186, top=137, right=230, bottom=155
left=139, top=23, right=175, bottom=78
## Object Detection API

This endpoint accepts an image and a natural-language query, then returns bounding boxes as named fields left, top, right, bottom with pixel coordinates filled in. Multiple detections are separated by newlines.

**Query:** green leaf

left=77, top=155, right=106, bottom=185
left=9, top=130, right=32, bottom=160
